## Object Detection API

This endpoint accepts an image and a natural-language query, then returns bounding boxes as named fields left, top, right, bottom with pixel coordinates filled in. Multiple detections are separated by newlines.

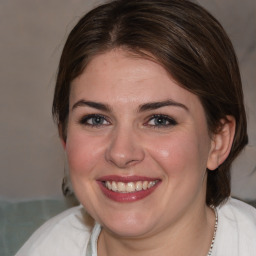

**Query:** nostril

left=105, top=131, right=145, bottom=168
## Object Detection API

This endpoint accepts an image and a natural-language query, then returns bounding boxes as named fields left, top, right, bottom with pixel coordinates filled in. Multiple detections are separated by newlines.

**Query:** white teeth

left=106, top=181, right=111, bottom=190
left=142, top=181, right=148, bottom=190
left=126, top=182, right=135, bottom=192
left=135, top=181, right=142, bottom=191
left=105, top=180, right=158, bottom=193
left=148, top=181, right=155, bottom=188
left=117, top=182, right=126, bottom=192
left=112, top=181, right=118, bottom=191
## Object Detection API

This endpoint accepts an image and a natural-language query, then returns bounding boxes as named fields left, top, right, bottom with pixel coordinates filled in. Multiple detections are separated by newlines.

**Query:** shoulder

left=213, top=198, right=256, bottom=256
left=15, top=205, right=93, bottom=256
left=219, top=197, right=256, bottom=226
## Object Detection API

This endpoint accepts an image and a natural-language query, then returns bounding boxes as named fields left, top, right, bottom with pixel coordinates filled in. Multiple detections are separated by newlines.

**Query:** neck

left=98, top=204, right=216, bottom=256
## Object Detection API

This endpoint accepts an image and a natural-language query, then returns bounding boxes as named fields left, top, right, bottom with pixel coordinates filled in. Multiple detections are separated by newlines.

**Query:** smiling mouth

left=98, top=176, right=161, bottom=202
left=103, top=180, right=159, bottom=193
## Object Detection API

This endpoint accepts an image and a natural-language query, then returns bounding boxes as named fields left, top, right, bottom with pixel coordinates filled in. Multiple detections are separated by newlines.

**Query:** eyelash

left=78, top=114, right=177, bottom=128
left=79, top=114, right=110, bottom=127
left=145, top=114, right=177, bottom=128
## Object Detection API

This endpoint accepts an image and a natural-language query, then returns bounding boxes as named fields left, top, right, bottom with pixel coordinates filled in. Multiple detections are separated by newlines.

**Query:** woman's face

left=65, top=49, right=216, bottom=238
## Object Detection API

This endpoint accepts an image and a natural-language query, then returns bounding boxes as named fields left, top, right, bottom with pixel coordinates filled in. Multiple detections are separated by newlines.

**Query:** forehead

left=70, top=49, right=203, bottom=113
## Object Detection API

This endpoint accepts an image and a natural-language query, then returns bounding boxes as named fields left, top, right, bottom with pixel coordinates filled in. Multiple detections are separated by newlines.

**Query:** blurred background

left=0, top=0, right=255, bottom=255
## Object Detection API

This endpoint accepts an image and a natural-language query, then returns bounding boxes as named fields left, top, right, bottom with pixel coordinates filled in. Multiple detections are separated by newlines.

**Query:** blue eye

left=147, top=115, right=177, bottom=127
left=79, top=114, right=109, bottom=127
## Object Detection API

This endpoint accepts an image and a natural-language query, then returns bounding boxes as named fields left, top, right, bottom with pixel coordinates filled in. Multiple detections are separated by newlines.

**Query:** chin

left=104, top=222, right=155, bottom=238
left=98, top=210, right=157, bottom=238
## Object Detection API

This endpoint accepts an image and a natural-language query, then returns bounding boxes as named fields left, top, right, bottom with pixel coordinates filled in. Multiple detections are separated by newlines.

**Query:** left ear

left=207, top=116, right=236, bottom=170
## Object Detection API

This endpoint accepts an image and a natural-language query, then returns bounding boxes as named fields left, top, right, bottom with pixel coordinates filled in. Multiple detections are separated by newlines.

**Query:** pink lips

left=97, top=175, right=161, bottom=202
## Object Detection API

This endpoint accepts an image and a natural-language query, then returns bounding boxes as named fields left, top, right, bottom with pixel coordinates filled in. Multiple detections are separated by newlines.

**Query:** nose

left=105, top=127, right=145, bottom=169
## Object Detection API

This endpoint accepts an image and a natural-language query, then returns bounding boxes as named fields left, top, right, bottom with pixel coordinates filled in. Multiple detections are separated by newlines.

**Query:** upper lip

left=97, top=175, right=160, bottom=183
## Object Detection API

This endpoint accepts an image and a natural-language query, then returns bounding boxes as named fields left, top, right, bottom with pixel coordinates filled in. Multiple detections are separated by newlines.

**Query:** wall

left=0, top=0, right=255, bottom=201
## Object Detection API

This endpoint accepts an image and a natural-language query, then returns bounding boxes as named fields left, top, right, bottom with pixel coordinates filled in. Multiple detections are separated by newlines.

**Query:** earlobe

left=60, top=137, right=67, bottom=150
left=207, top=116, right=236, bottom=170
left=58, top=124, right=67, bottom=150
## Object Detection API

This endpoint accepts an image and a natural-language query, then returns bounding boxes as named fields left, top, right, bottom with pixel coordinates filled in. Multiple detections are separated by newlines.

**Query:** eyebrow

left=138, top=99, right=188, bottom=112
left=72, top=100, right=112, bottom=112
left=71, top=99, right=188, bottom=112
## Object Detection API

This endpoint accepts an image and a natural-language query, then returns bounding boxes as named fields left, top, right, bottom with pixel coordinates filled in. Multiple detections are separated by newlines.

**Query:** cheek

left=147, top=131, right=209, bottom=178
left=65, top=131, right=105, bottom=176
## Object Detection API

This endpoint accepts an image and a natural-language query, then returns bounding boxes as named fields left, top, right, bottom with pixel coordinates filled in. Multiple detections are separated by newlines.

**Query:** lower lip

left=97, top=181, right=160, bottom=202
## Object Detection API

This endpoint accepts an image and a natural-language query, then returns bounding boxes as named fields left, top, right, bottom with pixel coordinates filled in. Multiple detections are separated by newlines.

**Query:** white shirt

left=15, top=198, right=256, bottom=256
left=212, top=198, right=256, bottom=255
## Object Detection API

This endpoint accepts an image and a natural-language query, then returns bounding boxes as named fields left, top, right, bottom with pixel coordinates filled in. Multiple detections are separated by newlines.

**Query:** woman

left=16, top=0, right=256, bottom=255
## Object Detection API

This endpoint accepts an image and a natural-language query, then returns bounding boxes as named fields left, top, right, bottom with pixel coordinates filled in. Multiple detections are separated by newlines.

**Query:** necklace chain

left=207, top=207, right=218, bottom=256
left=86, top=208, right=219, bottom=256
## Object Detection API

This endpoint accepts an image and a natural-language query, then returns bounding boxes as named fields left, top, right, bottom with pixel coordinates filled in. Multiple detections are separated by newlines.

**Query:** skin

left=62, top=49, right=235, bottom=256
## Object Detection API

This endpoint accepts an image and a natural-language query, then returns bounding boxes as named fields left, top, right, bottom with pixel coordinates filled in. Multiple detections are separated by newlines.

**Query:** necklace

left=207, top=207, right=218, bottom=256
left=85, top=208, right=219, bottom=256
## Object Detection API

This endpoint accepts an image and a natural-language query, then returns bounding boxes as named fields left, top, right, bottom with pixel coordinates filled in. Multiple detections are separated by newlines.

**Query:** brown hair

left=52, top=0, right=248, bottom=206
